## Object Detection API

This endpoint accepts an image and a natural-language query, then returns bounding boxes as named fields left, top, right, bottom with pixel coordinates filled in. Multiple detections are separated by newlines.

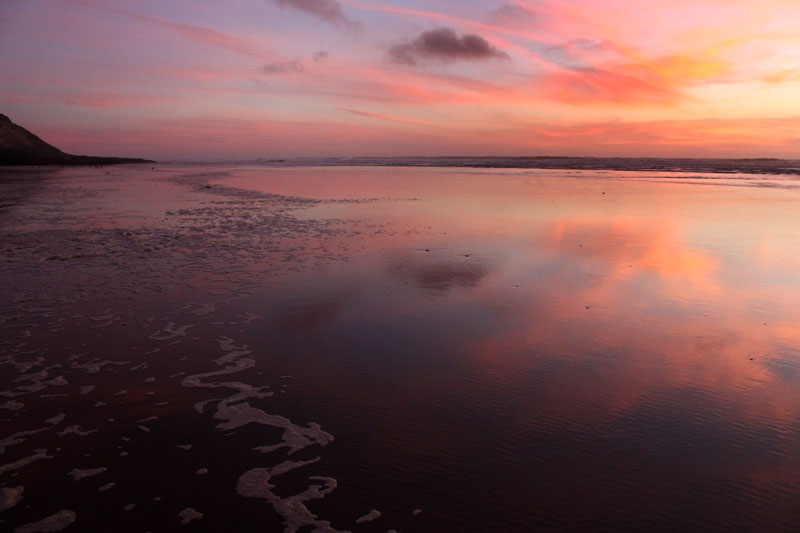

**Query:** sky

left=2, top=0, right=800, bottom=160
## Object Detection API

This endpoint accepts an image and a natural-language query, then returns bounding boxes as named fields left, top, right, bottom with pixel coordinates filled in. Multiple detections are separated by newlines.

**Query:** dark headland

left=0, top=114, right=153, bottom=166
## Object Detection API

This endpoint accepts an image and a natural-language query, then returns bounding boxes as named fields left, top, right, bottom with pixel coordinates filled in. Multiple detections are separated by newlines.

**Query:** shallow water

left=2, top=165, right=800, bottom=531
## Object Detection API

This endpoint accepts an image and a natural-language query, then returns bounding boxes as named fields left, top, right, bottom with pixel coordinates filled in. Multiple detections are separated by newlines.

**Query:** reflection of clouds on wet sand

left=287, top=208, right=800, bottom=529
left=538, top=217, right=717, bottom=286
left=449, top=215, right=800, bottom=435
left=289, top=213, right=800, bottom=529
left=5, top=165, right=800, bottom=531
left=387, top=252, right=492, bottom=291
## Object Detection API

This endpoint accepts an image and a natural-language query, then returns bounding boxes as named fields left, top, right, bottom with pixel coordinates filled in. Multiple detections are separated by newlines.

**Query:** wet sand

left=2, top=165, right=800, bottom=531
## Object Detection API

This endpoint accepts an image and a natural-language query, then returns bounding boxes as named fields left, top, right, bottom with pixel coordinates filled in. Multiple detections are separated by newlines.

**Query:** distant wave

left=250, top=156, right=800, bottom=176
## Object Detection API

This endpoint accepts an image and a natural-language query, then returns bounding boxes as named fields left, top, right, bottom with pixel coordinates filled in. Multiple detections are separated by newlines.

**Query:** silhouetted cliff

left=0, top=114, right=153, bottom=165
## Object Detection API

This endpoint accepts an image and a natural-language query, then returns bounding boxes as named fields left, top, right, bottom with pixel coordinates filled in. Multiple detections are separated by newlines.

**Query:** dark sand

left=2, top=165, right=800, bottom=531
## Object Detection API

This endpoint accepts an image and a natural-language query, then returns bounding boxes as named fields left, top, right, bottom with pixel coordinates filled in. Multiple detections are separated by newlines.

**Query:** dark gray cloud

left=313, top=50, right=330, bottom=62
left=271, top=0, right=360, bottom=30
left=262, top=59, right=304, bottom=74
left=388, top=27, right=509, bottom=65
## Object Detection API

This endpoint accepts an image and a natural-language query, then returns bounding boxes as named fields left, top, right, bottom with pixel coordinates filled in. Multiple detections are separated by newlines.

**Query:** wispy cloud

left=497, top=115, right=800, bottom=154
left=536, top=66, right=683, bottom=106
left=337, top=107, right=434, bottom=126
left=68, top=0, right=269, bottom=59
left=764, top=69, right=800, bottom=84
left=388, top=27, right=509, bottom=65
left=63, top=92, right=172, bottom=108
left=345, top=1, right=546, bottom=41
left=486, top=3, right=539, bottom=27
left=262, top=59, right=305, bottom=74
left=269, top=0, right=361, bottom=30
left=529, top=39, right=610, bottom=70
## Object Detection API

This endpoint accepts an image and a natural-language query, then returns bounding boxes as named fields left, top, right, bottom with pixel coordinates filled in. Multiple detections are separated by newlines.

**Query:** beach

left=3, top=164, right=800, bottom=531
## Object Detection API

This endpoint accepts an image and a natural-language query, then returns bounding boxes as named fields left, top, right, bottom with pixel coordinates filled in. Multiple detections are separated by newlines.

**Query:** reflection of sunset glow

left=543, top=218, right=716, bottom=284
left=223, top=166, right=800, bottom=444
left=264, top=168, right=800, bottom=442
left=2, top=160, right=798, bottom=529
left=2, top=1, right=799, bottom=158
left=236, top=166, right=800, bottom=530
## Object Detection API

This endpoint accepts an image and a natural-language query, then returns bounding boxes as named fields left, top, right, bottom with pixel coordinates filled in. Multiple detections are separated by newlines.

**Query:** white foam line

left=183, top=341, right=330, bottom=454
left=14, top=509, right=75, bottom=533
left=72, top=359, right=129, bottom=374
left=183, top=302, right=216, bottom=316
left=237, top=459, right=342, bottom=532
left=0, top=485, right=24, bottom=513
left=45, top=413, right=66, bottom=425
left=89, top=310, right=113, bottom=321
left=67, top=467, right=107, bottom=481
left=1, top=365, right=67, bottom=398
left=0, top=428, right=47, bottom=454
left=0, top=449, right=52, bottom=475
left=229, top=312, right=262, bottom=325
left=355, top=509, right=381, bottom=524
left=179, top=508, right=203, bottom=525
left=0, top=400, right=24, bottom=411
left=181, top=337, right=346, bottom=531
left=149, top=322, right=194, bottom=341
left=57, top=425, right=97, bottom=437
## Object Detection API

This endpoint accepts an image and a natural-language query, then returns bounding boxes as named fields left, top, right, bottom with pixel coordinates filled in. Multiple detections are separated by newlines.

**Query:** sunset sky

left=2, top=0, right=800, bottom=160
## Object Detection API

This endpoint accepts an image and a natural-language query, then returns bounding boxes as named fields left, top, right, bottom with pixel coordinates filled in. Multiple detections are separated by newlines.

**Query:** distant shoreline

left=161, top=156, right=800, bottom=176
left=6, top=155, right=800, bottom=176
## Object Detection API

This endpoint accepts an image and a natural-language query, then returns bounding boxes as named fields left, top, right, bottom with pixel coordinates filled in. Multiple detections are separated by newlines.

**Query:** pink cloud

left=62, top=92, right=174, bottom=108
left=68, top=0, right=271, bottom=59
left=336, top=107, right=434, bottom=127
left=536, top=66, right=684, bottom=106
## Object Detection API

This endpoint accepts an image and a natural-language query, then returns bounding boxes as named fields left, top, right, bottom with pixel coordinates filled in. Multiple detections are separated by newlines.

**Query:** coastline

left=246, top=156, right=800, bottom=176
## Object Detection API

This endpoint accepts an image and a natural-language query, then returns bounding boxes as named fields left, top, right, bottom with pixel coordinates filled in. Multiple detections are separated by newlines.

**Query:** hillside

left=0, top=114, right=153, bottom=165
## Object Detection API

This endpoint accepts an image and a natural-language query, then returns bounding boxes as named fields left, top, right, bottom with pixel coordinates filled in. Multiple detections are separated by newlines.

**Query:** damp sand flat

left=2, top=164, right=800, bottom=531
